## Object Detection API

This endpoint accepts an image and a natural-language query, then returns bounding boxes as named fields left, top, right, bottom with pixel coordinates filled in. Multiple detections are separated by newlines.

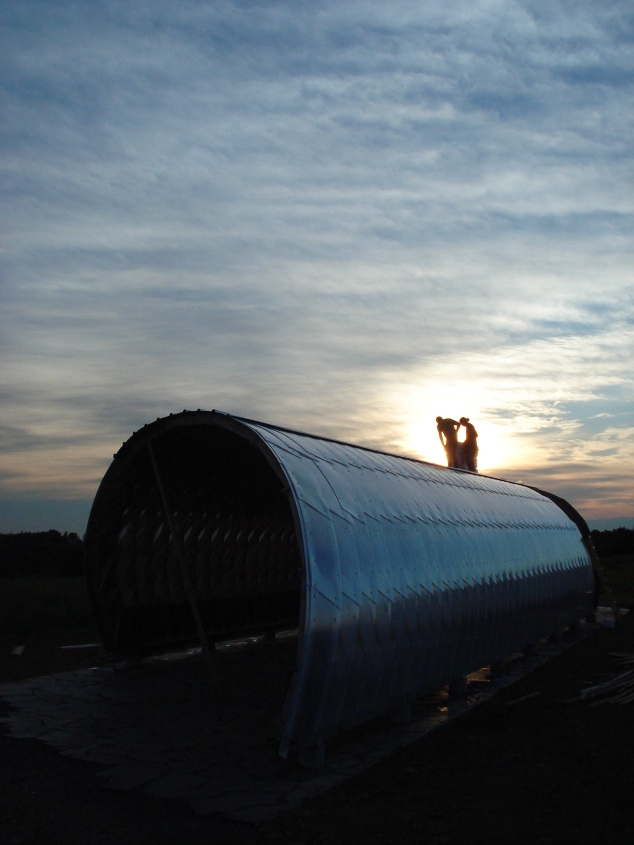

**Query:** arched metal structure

left=85, top=411, right=595, bottom=756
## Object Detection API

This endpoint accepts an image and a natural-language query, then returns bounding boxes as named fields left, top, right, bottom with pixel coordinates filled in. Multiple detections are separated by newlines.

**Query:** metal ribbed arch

left=85, top=414, right=306, bottom=655
left=234, top=416, right=594, bottom=755
left=86, top=411, right=595, bottom=758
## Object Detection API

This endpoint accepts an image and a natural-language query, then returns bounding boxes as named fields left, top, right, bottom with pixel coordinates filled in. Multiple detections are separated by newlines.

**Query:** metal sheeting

left=85, top=411, right=595, bottom=758
left=234, top=417, right=594, bottom=756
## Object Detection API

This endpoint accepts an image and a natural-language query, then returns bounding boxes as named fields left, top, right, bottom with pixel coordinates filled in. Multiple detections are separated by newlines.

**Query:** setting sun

left=402, top=415, right=518, bottom=473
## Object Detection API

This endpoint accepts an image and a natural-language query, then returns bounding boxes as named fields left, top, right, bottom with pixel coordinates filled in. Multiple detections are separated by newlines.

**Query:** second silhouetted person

left=459, top=416, right=478, bottom=472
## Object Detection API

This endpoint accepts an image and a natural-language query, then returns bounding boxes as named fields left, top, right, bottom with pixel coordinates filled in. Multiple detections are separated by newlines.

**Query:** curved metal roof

left=85, top=411, right=595, bottom=757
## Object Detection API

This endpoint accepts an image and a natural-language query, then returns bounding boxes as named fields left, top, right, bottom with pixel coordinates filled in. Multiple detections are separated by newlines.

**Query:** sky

left=1, top=0, right=633, bottom=534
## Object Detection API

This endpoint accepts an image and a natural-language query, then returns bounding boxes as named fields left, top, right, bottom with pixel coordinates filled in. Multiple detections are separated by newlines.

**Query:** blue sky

left=1, top=0, right=632, bottom=533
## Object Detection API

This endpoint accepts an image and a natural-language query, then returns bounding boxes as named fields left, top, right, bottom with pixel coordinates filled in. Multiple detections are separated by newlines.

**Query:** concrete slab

left=97, top=761, right=171, bottom=790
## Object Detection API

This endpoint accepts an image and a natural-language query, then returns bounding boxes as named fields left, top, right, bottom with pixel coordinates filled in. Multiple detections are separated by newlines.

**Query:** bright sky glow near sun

left=1, top=0, right=633, bottom=533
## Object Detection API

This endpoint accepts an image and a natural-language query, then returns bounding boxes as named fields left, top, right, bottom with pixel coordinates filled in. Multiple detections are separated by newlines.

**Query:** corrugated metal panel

left=85, top=411, right=595, bottom=758
left=236, top=417, right=594, bottom=755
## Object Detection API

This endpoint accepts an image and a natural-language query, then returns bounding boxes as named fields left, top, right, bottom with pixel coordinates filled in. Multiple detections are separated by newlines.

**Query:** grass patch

left=0, top=577, right=98, bottom=641
left=597, top=555, right=634, bottom=608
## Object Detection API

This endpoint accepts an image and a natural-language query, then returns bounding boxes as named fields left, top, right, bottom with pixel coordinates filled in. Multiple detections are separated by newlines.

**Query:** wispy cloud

left=1, top=0, right=632, bottom=528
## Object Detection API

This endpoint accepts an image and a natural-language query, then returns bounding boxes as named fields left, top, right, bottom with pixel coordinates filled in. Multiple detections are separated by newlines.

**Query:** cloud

left=0, top=0, right=632, bottom=525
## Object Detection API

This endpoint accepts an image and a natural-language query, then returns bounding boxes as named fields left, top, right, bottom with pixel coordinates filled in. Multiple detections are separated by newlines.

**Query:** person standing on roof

left=459, top=417, right=479, bottom=472
left=436, top=416, right=460, bottom=468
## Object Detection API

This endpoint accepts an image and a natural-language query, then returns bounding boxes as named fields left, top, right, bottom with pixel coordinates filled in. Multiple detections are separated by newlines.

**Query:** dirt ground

left=2, top=616, right=634, bottom=845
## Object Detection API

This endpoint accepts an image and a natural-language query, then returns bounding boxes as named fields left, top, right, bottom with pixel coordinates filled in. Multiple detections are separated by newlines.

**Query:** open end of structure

left=85, top=415, right=304, bottom=655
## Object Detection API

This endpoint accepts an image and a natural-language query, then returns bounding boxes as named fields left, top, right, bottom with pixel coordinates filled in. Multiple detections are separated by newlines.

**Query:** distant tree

left=0, top=530, right=84, bottom=577
left=590, top=528, right=634, bottom=558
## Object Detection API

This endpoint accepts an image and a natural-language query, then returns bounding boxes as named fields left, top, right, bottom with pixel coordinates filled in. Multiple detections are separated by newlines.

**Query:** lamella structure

left=85, top=410, right=595, bottom=756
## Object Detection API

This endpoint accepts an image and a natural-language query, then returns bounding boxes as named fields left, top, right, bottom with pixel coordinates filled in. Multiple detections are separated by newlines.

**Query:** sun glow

left=402, top=416, right=518, bottom=472
left=384, top=377, right=537, bottom=474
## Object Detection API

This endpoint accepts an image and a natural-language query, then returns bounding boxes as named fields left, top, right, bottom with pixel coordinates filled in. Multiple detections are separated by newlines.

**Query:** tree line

left=0, top=530, right=84, bottom=577
left=590, top=528, right=634, bottom=558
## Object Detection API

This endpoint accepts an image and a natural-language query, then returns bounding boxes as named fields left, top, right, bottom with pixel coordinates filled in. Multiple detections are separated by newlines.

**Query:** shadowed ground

left=3, top=614, right=634, bottom=842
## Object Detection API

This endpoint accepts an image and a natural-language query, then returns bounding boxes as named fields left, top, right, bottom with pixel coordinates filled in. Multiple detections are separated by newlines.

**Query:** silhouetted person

left=459, top=417, right=478, bottom=472
left=436, top=416, right=460, bottom=467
